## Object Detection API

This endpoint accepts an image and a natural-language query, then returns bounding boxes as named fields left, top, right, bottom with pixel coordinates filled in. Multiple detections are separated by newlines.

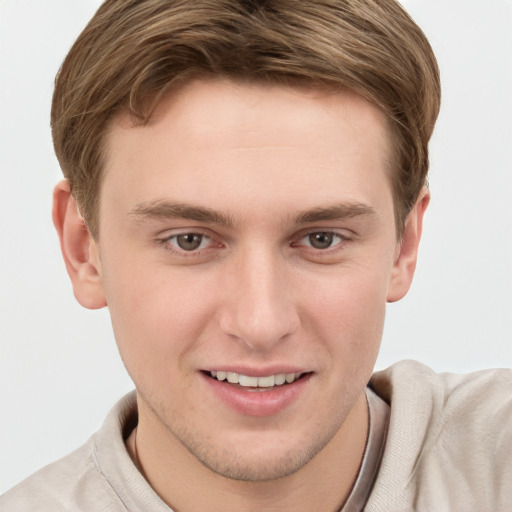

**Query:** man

left=1, top=1, right=511, bottom=510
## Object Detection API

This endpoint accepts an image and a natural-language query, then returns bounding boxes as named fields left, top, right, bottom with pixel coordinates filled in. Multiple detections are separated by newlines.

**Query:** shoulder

left=367, top=361, right=512, bottom=512
left=0, top=393, right=139, bottom=512
left=372, top=359, right=512, bottom=413
left=0, top=439, right=122, bottom=512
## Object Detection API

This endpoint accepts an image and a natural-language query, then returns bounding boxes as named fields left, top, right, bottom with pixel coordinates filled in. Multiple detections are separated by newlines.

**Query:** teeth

left=239, top=375, right=258, bottom=387
left=209, top=371, right=303, bottom=388
left=257, top=375, right=275, bottom=387
left=227, top=372, right=239, bottom=384
left=274, top=374, right=286, bottom=385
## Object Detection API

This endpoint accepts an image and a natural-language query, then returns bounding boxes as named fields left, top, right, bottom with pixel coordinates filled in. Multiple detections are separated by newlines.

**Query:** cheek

left=302, top=264, right=388, bottom=361
left=102, top=258, right=215, bottom=379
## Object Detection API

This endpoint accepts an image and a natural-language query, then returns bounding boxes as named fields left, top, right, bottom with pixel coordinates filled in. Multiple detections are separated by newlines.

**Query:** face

left=91, top=79, right=408, bottom=481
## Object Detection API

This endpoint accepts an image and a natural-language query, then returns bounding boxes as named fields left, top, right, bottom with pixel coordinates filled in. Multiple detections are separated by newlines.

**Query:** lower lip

left=201, top=373, right=311, bottom=417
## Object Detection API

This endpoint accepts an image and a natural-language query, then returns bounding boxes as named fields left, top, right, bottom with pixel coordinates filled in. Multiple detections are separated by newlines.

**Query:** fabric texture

left=342, top=387, right=390, bottom=512
left=1, top=360, right=511, bottom=511
left=366, top=361, right=512, bottom=512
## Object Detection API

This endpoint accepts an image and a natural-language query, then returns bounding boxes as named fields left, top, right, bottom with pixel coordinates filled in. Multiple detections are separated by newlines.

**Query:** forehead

left=103, top=79, right=393, bottom=224
left=125, top=79, right=391, bottom=151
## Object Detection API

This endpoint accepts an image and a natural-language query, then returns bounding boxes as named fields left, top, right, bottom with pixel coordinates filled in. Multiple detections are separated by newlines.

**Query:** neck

left=127, top=392, right=368, bottom=512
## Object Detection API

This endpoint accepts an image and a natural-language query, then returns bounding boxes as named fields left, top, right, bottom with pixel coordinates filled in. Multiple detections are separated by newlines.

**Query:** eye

left=167, top=233, right=211, bottom=252
left=298, top=231, right=345, bottom=250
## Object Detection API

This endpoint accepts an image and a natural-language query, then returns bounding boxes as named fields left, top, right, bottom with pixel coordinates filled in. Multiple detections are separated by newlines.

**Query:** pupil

left=177, top=233, right=202, bottom=251
left=309, top=232, right=333, bottom=249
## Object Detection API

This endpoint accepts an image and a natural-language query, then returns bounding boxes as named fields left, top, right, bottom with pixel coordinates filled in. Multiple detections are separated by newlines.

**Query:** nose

left=218, top=247, right=300, bottom=351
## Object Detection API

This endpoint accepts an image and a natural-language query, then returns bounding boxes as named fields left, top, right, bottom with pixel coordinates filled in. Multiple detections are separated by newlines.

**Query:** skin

left=53, top=79, right=428, bottom=512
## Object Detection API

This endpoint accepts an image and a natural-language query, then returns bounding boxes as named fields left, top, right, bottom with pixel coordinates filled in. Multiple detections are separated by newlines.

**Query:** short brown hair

left=51, top=0, right=440, bottom=239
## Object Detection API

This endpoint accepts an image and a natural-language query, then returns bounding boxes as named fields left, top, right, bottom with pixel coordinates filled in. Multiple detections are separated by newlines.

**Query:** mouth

left=204, top=370, right=308, bottom=390
left=202, top=369, right=312, bottom=416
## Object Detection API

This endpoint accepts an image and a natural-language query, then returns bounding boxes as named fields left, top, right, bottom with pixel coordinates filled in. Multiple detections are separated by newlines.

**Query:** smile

left=203, top=370, right=312, bottom=415
left=209, top=371, right=304, bottom=388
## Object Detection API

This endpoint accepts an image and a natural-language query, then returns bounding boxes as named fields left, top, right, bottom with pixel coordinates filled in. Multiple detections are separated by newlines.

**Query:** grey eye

left=308, top=232, right=335, bottom=249
left=175, top=233, right=205, bottom=251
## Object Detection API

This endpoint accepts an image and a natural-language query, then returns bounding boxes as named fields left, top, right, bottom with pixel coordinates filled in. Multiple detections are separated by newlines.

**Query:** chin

left=193, top=445, right=316, bottom=482
left=174, top=421, right=342, bottom=483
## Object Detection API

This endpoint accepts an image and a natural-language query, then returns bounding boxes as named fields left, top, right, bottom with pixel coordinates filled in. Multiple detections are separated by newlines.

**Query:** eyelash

left=293, top=231, right=347, bottom=251
left=157, top=230, right=219, bottom=255
left=157, top=229, right=350, bottom=257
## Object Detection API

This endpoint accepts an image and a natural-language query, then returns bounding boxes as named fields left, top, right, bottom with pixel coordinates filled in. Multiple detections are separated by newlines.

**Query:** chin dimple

left=209, top=371, right=303, bottom=388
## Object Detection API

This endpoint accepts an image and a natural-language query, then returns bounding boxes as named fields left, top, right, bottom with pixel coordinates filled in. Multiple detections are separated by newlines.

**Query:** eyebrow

left=129, top=200, right=236, bottom=227
left=293, top=203, right=376, bottom=224
left=129, top=199, right=376, bottom=227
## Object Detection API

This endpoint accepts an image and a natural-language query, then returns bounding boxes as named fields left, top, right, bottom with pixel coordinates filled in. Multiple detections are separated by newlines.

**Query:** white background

left=1, top=0, right=511, bottom=494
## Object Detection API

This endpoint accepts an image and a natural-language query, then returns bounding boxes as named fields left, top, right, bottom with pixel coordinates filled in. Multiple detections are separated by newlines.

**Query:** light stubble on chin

left=172, top=421, right=346, bottom=482
left=141, top=388, right=351, bottom=483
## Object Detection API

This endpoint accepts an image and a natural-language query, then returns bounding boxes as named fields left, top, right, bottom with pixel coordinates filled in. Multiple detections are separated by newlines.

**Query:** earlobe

left=387, top=187, right=430, bottom=303
left=52, top=180, right=107, bottom=309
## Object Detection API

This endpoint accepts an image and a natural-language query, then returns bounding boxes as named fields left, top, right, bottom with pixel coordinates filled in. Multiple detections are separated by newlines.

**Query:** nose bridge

left=219, top=244, right=299, bottom=349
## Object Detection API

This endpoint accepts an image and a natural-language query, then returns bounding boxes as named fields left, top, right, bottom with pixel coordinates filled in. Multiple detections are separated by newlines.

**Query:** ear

left=52, top=180, right=107, bottom=309
left=387, top=187, right=430, bottom=303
